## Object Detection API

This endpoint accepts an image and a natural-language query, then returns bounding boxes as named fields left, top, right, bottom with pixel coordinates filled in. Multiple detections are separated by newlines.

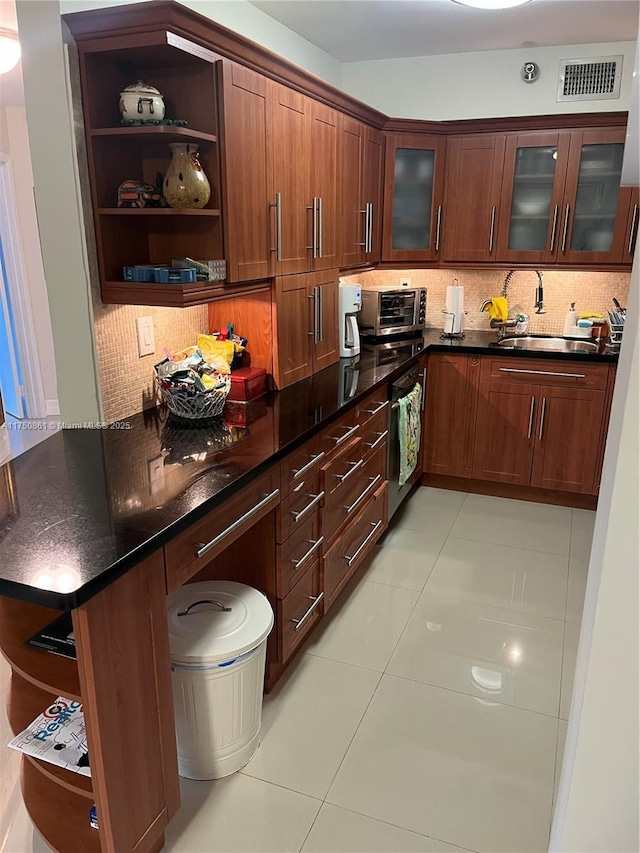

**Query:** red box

left=224, top=397, right=268, bottom=427
left=227, top=367, right=267, bottom=402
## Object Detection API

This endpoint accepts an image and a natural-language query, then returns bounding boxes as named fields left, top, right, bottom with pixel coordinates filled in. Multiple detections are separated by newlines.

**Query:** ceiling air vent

left=557, top=56, right=623, bottom=102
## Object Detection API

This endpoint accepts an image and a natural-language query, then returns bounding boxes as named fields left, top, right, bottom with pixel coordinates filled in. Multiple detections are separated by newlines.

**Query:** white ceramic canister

left=119, top=81, right=165, bottom=121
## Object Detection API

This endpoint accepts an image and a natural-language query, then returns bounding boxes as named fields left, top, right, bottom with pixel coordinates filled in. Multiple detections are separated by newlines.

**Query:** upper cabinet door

left=308, top=102, right=339, bottom=271
left=363, top=127, right=384, bottom=264
left=220, top=62, right=271, bottom=283
left=268, top=82, right=310, bottom=276
left=559, top=127, right=628, bottom=264
left=442, top=134, right=506, bottom=263
left=382, top=134, right=445, bottom=263
left=495, top=132, right=571, bottom=264
left=622, top=186, right=640, bottom=265
left=338, top=115, right=365, bottom=269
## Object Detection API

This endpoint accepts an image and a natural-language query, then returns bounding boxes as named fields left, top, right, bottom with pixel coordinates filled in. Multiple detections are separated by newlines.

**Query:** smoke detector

left=522, top=61, right=540, bottom=83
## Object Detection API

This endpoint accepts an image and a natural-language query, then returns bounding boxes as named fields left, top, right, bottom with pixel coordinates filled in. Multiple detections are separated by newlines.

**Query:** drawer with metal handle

left=481, top=357, right=608, bottom=390
left=320, top=409, right=358, bottom=459
left=323, top=479, right=388, bottom=612
left=164, top=466, right=281, bottom=593
left=321, top=435, right=363, bottom=502
left=322, top=443, right=387, bottom=548
left=278, top=561, right=323, bottom=664
left=276, top=470, right=322, bottom=543
left=280, top=433, right=324, bottom=497
left=276, top=512, right=323, bottom=598
left=356, top=392, right=388, bottom=430
left=360, top=405, right=389, bottom=461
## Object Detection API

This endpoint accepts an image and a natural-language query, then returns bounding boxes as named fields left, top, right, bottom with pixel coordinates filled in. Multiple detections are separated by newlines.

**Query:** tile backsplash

left=93, top=267, right=629, bottom=423
left=342, top=268, right=631, bottom=336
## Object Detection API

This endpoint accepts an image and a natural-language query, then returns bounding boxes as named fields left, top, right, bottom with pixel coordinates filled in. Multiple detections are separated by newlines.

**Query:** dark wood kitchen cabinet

left=473, top=357, right=609, bottom=494
left=442, top=134, right=506, bottom=263
left=221, top=67, right=339, bottom=281
left=382, top=133, right=446, bottom=263
left=423, top=354, right=480, bottom=478
left=272, top=269, right=339, bottom=388
left=338, top=116, right=384, bottom=268
left=558, top=127, right=629, bottom=265
left=496, top=131, right=572, bottom=265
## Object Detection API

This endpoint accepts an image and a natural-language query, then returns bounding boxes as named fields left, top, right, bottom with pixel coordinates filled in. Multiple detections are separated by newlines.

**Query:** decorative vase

left=163, top=143, right=211, bottom=210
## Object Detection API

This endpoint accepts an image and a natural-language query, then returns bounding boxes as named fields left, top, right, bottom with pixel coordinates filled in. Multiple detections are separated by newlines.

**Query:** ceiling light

left=0, top=29, right=20, bottom=76
left=453, top=0, right=533, bottom=9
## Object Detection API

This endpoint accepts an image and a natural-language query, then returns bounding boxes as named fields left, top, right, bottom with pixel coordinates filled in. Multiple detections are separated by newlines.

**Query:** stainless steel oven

left=359, top=285, right=427, bottom=338
left=387, top=361, right=427, bottom=519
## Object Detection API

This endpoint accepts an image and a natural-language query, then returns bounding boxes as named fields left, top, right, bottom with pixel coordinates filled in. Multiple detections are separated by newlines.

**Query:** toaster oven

left=358, top=285, right=427, bottom=338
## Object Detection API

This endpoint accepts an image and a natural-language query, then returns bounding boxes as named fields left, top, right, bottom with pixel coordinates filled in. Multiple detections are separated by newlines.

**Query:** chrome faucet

left=534, top=271, right=545, bottom=314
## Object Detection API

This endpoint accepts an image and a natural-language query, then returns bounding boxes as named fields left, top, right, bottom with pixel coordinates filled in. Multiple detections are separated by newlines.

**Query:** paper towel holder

left=440, top=279, right=468, bottom=340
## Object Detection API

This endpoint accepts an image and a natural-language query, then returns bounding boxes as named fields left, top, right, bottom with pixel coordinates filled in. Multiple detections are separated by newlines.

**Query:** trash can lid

left=167, top=581, right=274, bottom=665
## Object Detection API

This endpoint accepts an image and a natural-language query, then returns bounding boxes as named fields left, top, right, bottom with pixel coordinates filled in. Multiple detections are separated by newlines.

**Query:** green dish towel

left=398, top=383, right=422, bottom=487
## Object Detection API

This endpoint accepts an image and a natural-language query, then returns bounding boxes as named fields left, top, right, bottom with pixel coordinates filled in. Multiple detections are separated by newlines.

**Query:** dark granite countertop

left=0, top=330, right=616, bottom=609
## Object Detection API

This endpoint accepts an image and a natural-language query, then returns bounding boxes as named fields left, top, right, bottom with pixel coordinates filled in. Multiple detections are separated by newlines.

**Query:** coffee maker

left=338, top=282, right=362, bottom=357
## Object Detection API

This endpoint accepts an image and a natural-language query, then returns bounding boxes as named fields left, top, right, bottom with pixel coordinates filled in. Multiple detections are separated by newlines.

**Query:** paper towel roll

left=445, top=285, right=464, bottom=334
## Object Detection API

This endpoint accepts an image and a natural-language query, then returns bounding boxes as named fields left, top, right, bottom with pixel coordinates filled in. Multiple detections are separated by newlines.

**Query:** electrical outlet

left=400, top=277, right=412, bottom=287
left=135, top=316, right=155, bottom=357
left=148, top=455, right=165, bottom=496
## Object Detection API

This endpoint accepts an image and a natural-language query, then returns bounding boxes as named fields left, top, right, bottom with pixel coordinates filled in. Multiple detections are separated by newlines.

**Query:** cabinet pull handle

left=291, top=535, right=324, bottom=570
left=317, top=284, right=323, bottom=343
left=344, top=474, right=382, bottom=515
left=291, top=491, right=324, bottom=524
left=539, top=397, right=547, bottom=441
left=319, top=196, right=324, bottom=259
left=561, top=203, right=571, bottom=252
left=549, top=204, right=559, bottom=253
left=488, top=206, right=496, bottom=254
left=527, top=396, right=535, bottom=440
left=195, top=488, right=280, bottom=559
left=307, top=197, right=318, bottom=259
left=345, top=520, right=383, bottom=567
left=499, top=367, right=586, bottom=379
left=331, top=423, right=359, bottom=446
left=367, top=202, right=374, bottom=253
left=359, top=208, right=368, bottom=247
left=363, top=400, right=388, bottom=416
left=629, top=204, right=638, bottom=255
left=335, top=458, right=364, bottom=482
left=420, top=367, right=427, bottom=412
left=270, top=192, right=282, bottom=262
left=292, top=451, right=325, bottom=481
left=364, top=430, right=388, bottom=451
left=292, top=592, right=324, bottom=631
left=435, top=205, right=442, bottom=252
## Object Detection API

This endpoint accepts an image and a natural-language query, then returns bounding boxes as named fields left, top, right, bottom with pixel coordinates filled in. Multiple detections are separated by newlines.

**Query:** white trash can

left=167, top=580, right=274, bottom=780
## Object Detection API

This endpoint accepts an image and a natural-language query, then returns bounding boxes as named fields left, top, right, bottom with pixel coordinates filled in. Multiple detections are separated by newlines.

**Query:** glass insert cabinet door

left=496, top=132, right=570, bottom=262
left=569, top=142, right=624, bottom=253
left=391, top=148, right=435, bottom=250
left=382, top=134, right=444, bottom=261
left=507, top=146, right=559, bottom=251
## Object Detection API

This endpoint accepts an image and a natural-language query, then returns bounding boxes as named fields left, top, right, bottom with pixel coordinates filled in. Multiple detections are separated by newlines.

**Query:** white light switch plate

left=136, top=316, right=155, bottom=357
left=400, top=277, right=412, bottom=287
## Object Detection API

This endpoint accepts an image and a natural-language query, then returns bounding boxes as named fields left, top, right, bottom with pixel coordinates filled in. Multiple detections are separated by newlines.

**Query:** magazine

left=25, top=612, right=77, bottom=660
left=8, top=696, right=90, bottom=777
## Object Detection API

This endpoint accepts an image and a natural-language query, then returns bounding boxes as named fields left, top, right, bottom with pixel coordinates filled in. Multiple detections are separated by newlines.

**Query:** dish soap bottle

left=563, top=302, right=577, bottom=337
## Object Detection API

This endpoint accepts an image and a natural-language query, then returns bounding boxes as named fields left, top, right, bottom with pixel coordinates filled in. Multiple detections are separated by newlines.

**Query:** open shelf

left=90, top=126, right=217, bottom=144
left=21, top=758, right=100, bottom=853
left=7, top=672, right=94, bottom=799
left=0, top=597, right=81, bottom=700
left=102, top=278, right=227, bottom=307
left=98, top=207, right=220, bottom=216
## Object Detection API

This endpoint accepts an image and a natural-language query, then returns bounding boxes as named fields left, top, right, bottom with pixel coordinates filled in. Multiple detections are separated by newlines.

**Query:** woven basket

left=156, top=374, right=231, bottom=421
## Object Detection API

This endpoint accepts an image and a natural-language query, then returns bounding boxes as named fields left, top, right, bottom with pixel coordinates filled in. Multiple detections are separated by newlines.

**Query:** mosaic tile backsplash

left=342, top=268, right=631, bottom=337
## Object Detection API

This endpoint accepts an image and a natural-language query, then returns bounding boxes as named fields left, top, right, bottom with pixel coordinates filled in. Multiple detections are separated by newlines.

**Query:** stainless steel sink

left=496, top=336, right=599, bottom=353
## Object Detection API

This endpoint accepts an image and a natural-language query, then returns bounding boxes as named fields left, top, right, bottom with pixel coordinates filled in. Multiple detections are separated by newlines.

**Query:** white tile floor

left=0, top=488, right=595, bottom=853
